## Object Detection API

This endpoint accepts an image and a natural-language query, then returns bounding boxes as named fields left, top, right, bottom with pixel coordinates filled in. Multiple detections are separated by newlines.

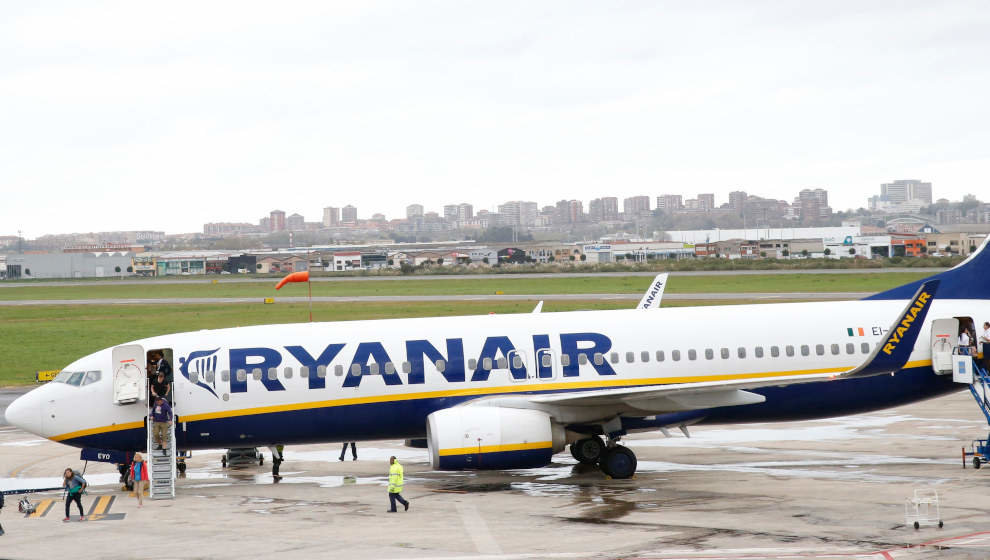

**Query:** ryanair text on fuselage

left=180, top=332, right=618, bottom=397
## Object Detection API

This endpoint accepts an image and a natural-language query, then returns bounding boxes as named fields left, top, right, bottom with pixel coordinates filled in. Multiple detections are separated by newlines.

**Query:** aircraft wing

left=498, top=280, right=939, bottom=415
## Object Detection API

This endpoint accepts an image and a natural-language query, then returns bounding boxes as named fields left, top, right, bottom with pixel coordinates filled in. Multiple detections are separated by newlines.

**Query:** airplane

left=5, top=238, right=987, bottom=480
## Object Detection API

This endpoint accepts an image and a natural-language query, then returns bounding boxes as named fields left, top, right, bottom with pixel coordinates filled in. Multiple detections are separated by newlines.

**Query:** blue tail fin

left=847, top=279, right=939, bottom=378
left=866, top=235, right=990, bottom=300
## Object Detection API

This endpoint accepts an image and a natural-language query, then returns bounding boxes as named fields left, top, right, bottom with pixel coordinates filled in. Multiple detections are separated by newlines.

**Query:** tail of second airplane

left=866, top=234, right=990, bottom=301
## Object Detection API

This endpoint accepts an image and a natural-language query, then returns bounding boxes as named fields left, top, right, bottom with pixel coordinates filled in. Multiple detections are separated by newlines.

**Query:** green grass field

left=0, top=298, right=799, bottom=387
left=0, top=272, right=929, bottom=300
left=0, top=271, right=936, bottom=386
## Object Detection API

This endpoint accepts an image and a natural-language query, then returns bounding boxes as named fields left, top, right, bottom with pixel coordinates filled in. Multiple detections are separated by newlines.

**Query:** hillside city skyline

left=9, top=179, right=990, bottom=252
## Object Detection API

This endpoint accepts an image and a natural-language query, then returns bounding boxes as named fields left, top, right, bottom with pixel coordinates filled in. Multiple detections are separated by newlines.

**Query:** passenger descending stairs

left=147, top=414, right=177, bottom=500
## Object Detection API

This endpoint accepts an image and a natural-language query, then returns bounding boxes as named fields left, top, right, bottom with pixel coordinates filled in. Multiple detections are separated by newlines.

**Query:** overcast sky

left=2, top=1, right=989, bottom=238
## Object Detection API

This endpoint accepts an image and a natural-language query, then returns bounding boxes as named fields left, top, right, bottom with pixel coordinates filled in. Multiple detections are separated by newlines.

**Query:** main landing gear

left=570, top=435, right=638, bottom=479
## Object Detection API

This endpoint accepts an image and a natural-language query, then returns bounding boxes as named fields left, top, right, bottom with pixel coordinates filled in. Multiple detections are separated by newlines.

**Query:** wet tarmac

left=2, top=390, right=990, bottom=559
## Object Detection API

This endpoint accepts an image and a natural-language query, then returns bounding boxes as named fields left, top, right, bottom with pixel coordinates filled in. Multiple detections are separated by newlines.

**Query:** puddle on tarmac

left=0, top=439, right=48, bottom=447
left=0, top=472, right=123, bottom=492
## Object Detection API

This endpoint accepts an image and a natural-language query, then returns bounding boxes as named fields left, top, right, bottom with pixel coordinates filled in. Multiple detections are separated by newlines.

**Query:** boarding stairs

left=147, top=408, right=177, bottom=500
left=968, top=363, right=990, bottom=425
left=951, top=356, right=990, bottom=469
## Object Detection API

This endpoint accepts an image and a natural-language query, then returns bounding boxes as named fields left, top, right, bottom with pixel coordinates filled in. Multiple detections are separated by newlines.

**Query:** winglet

left=843, top=279, right=939, bottom=379
left=637, top=273, right=668, bottom=310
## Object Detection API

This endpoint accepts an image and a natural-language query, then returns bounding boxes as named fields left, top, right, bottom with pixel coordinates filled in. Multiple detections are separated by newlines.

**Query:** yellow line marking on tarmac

left=88, top=495, right=114, bottom=516
left=27, top=499, right=54, bottom=518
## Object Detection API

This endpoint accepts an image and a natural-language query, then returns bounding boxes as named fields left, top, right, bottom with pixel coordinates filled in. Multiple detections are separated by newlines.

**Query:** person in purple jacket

left=151, top=396, right=173, bottom=452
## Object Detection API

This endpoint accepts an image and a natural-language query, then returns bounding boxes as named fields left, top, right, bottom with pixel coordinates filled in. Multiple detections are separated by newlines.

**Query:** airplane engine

left=426, top=407, right=566, bottom=470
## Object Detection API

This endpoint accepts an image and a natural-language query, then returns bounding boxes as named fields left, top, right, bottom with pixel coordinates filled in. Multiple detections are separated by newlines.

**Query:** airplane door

left=112, top=344, right=146, bottom=405
left=931, top=318, right=959, bottom=374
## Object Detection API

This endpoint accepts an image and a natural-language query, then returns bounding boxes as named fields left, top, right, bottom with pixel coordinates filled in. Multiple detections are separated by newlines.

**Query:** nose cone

left=5, top=391, right=44, bottom=437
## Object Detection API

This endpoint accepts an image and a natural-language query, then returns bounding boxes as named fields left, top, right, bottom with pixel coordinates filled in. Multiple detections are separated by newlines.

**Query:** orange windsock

left=275, top=270, right=310, bottom=290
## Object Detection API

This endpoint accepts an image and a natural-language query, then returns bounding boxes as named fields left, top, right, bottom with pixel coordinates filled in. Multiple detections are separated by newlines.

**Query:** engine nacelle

left=427, top=407, right=566, bottom=470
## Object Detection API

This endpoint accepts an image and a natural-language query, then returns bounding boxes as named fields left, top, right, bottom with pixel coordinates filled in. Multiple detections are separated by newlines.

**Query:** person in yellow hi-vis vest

left=387, top=456, right=409, bottom=513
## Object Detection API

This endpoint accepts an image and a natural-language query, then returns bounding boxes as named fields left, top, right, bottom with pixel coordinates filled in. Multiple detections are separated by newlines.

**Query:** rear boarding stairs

left=950, top=353, right=990, bottom=469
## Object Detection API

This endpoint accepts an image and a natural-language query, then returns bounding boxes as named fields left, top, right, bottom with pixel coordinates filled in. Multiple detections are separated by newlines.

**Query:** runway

left=0, top=292, right=875, bottom=306
left=0, top=267, right=946, bottom=289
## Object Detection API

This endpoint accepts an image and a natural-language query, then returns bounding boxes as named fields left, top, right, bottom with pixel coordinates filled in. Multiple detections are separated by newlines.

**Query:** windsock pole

left=307, top=272, right=313, bottom=322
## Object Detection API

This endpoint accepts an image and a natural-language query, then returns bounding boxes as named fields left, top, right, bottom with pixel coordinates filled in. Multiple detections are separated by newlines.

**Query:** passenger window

left=350, top=364, right=361, bottom=376
left=720, top=348, right=729, bottom=359
left=593, top=353, right=604, bottom=366
left=369, top=363, right=380, bottom=375
left=483, top=357, right=493, bottom=370
left=672, top=350, right=681, bottom=361
left=222, top=370, right=230, bottom=382
left=641, top=351, right=649, bottom=362
left=815, top=344, right=824, bottom=356
left=830, top=344, right=840, bottom=355
left=688, top=349, right=697, bottom=360
left=512, top=355, right=523, bottom=369
left=83, top=371, right=101, bottom=386
left=435, top=359, right=446, bottom=372
left=541, top=354, right=552, bottom=368
left=252, top=368, right=262, bottom=380
left=67, top=371, right=85, bottom=386
left=578, top=354, right=588, bottom=365
left=861, top=342, right=870, bottom=353
left=625, top=352, right=634, bottom=363
left=800, top=345, right=810, bottom=356
left=334, top=365, right=344, bottom=376
left=560, top=354, right=571, bottom=367
left=785, top=346, right=794, bottom=357
left=317, top=366, right=327, bottom=378
left=385, top=362, right=396, bottom=375
left=283, top=367, right=293, bottom=379
left=846, top=343, right=855, bottom=354
left=755, top=346, right=764, bottom=358
left=737, top=347, right=746, bottom=359
left=300, top=366, right=309, bottom=378
left=402, top=361, right=412, bottom=374
left=190, top=372, right=199, bottom=383
left=656, top=350, right=665, bottom=362
left=496, top=357, right=507, bottom=369
left=236, top=370, right=246, bottom=382
left=610, top=352, right=619, bottom=364
left=267, top=368, right=278, bottom=380
left=206, top=372, right=215, bottom=383
left=704, top=349, right=714, bottom=360
left=770, top=346, right=779, bottom=358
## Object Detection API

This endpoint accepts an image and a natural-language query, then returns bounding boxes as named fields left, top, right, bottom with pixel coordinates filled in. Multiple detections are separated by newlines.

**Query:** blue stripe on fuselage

left=60, top=366, right=961, bottom=452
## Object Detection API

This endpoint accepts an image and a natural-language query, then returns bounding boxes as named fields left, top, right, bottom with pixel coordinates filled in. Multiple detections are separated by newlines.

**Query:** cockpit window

left=66, top=371, right=85, bottom=386
left=53, top=371, right=74, bottom=383
left=82, top=371, right=101, bottom=386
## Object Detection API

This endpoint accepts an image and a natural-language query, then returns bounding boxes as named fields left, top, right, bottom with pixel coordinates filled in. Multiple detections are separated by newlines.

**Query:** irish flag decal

left=847, top=327, right=866, bottom=336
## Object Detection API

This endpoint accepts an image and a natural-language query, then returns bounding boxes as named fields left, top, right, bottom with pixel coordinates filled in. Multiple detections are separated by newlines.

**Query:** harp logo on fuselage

left=180, top=332, right=617, bottom=398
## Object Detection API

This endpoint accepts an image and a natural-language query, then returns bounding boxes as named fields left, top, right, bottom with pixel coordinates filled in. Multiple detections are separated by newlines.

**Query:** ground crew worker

left=387, top=456, right=409, bottom=513
left=271, top=444, right=285, bottom=479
